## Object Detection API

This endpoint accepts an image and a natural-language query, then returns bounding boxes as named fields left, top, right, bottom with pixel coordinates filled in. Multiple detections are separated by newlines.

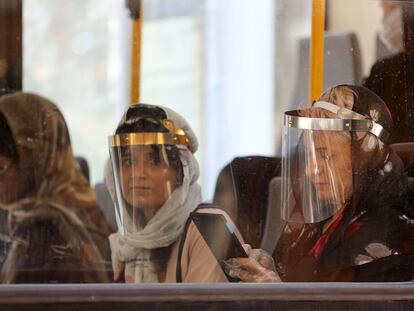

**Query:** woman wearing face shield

left=225, top=85, right=414, bottom=282
left=109, top=104, right=237, bottom=283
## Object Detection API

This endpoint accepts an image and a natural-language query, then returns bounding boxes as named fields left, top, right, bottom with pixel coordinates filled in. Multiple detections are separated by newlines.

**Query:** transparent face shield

left=281, top=102, right=390, bottom=224
left=109, top=130, right=190, bottom=236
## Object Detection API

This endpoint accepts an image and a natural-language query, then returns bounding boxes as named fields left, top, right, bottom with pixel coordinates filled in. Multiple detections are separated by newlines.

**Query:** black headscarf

left=275, top=85, right=414, bottom=282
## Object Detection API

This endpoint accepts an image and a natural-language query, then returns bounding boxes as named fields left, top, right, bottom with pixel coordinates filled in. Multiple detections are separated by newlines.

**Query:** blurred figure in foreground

left=0, top=92, right=113, bottom=283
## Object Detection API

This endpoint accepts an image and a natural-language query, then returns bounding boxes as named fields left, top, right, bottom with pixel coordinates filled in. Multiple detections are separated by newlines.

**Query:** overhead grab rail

left=309, top=0, right=326, bottom=104
left=127, top=0, right=143, bottom=105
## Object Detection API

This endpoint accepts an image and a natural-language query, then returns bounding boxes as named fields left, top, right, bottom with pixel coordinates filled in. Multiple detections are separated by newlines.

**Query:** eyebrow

left=122, top=149, right=155, bottom=159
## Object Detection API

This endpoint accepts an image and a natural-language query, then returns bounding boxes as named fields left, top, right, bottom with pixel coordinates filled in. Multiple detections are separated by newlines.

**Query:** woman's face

left=118, top=145, right=179, bottom=217
left=381, top=0, right=399, bottom=16
left=0, top=154, right=25, bottom=204
left=304, top=132, right=353, bottom=206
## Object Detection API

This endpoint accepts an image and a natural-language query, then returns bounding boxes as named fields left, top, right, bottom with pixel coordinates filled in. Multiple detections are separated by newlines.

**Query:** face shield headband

left=285, top=101, right=390, bottom=142
left=108, top=119, right=193, bottom=152
left=281, top=101, right=389, bottom=224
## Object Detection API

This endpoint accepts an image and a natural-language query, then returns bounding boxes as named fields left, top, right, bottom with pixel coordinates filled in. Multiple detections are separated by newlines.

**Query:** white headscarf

left=109, top=106, right=202, bottom=283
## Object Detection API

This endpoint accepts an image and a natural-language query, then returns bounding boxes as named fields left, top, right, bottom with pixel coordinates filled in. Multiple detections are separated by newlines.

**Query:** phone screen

left=190, top=212, right=248, bottom=281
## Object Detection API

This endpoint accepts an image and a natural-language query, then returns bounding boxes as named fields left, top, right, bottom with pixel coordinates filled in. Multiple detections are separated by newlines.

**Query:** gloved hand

left=224, top=244, right=281, bottom=282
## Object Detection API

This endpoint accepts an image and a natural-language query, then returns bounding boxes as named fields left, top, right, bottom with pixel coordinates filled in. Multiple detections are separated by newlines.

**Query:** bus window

left=0, top=0, right=414, bottom=309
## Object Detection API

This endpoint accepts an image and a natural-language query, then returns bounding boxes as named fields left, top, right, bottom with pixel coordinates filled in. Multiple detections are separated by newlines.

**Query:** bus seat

left=289, top=31, right=362, bottom=110
left=94, top=182, right=116, bottom=229
left=390, top=142, right=414, bottom=177
left=213, top=156, right=281, bottom=248
left=261, top=177, right=285, bottom=254
left=75, top=156, right=90, bottom=184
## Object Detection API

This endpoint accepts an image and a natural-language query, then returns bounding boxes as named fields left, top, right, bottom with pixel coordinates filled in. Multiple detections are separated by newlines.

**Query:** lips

left=312, top=181, right=331, bottom=188
left=130, top=186, right=152, bottom=192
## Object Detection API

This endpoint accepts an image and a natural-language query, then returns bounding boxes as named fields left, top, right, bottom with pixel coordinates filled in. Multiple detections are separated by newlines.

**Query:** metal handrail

left=0, top=282, right=414, bottom=305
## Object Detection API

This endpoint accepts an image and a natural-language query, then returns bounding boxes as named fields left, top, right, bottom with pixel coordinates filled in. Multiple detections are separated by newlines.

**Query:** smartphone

left=190, top=212, right=248, bottom=282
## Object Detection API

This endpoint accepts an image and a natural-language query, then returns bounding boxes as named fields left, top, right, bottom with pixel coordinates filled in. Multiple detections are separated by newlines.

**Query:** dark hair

left=115, top=105, right=184, bottom=184
left=0, top=113, right=18, bottom=162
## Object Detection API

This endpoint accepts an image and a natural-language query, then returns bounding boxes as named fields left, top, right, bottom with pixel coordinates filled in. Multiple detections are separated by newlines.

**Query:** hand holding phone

left=190, top=212, right=248, bottom=281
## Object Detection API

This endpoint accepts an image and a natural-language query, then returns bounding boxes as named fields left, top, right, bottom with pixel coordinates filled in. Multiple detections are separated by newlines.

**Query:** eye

left=148, top=152, right=161, bottom=166
left=121, top=157, right=135, bottom=166
left=321, top=153, right=331, bottom=161
left=148, top=157, right=157, bottom=165
left=0, top=164, right=9, bottom=175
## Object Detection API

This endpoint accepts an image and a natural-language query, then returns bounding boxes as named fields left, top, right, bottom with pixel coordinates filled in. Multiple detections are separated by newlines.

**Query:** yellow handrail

left=309, top=0, right=326, bottom=105
left=130, top=0, right=143, bottom=105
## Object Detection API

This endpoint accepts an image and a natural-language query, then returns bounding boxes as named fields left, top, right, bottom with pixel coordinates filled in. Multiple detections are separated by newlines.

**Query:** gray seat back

left=261, top=177, right=285, bottom=254
left=94, top=183, right=117, bottom=229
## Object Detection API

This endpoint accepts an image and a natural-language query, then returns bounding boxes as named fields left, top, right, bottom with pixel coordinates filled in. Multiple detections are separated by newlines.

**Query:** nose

left=305, top=155, right=324, bottom=178
left=133, top=160, right=148, bottom=178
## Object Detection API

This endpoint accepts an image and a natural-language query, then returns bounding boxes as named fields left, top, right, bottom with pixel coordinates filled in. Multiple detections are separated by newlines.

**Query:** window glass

left=0, top=0, right=412, bottom=288
left=23, top=0, right=129, bottom=186
left=23, top=0, right=276, bottom=199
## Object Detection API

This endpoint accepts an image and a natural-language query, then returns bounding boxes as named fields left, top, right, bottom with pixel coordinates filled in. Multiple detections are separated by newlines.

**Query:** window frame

left=0, top=283, right=414, bottom=309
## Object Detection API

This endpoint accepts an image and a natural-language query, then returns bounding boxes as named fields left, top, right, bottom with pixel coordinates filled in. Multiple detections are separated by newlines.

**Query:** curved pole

left=309, top=0, right=326, bottom=105
left=127, top=0, right=143, bottom=105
